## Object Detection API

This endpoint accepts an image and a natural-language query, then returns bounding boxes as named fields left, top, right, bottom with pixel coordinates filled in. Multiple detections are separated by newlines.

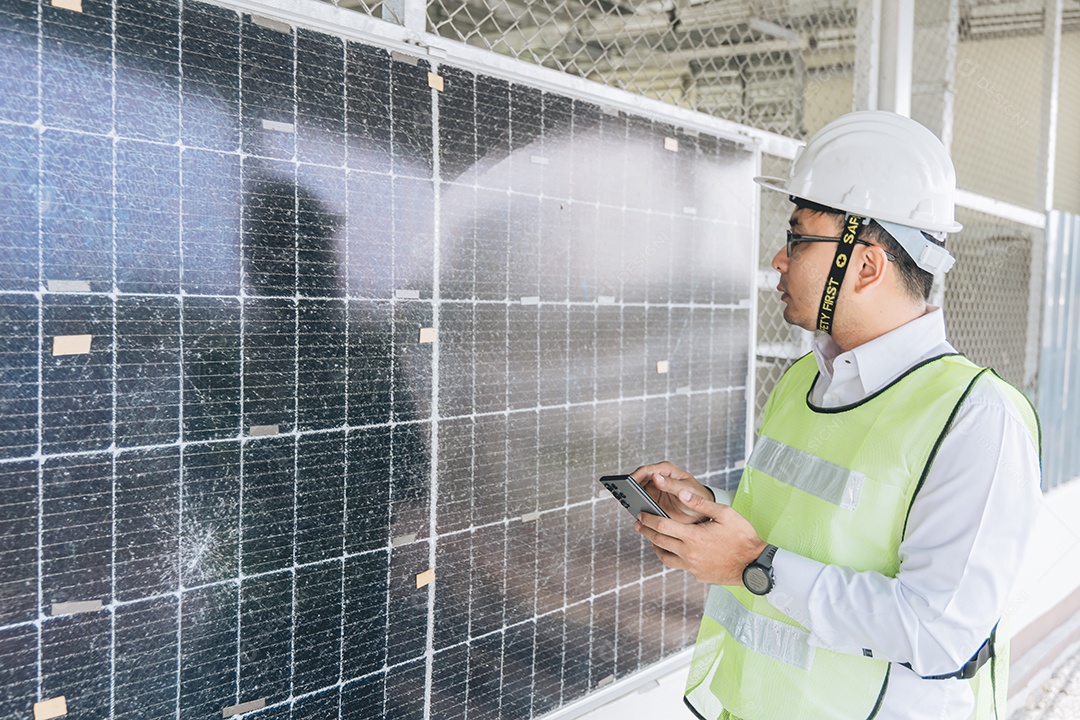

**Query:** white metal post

left=878, top=0, right=914, bottom=116
left=1029, top=0, right=1065, bottom=390
left=911, top=0, right=959, bottom=149
left=853, top=0, right=882, bottom=111
left=1039, top=0, right=1064, bottom=212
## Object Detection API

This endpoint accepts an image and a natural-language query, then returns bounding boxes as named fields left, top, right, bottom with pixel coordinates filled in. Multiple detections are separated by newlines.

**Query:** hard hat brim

left=753, top=175, right=963, bottom=234
left=753, top=176, right=790, bottom=195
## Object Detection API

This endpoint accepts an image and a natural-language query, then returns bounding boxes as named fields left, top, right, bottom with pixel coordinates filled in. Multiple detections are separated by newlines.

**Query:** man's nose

left=771, top=246, right=787, bottom=273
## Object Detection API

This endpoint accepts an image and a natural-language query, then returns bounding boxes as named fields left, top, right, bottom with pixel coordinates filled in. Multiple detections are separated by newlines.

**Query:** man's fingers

left=630, top=462, right=674, bottom=486
left=653, top=473, right=696, bottom=493
left=651, top=544, right=687, bottom=571
left=634, top=516, right=685, bottom=554
left=677, top=489, right=729, bottom=521
left=635, top=510, right=689, bottom=538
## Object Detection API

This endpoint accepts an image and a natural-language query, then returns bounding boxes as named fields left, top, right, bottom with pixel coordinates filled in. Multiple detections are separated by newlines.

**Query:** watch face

left=744, top=566, right=771, bottom=595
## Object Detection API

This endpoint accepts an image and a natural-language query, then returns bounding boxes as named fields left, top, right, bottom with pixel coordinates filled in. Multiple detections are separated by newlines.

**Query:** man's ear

left=853, top=245, right=889, bottom=294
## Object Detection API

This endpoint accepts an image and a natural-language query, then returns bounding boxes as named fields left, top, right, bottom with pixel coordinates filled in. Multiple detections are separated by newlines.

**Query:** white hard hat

left=755, top=110, right=961, bottom=274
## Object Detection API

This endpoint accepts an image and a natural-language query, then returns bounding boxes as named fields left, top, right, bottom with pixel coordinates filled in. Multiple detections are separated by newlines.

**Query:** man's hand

left=631, top=461, right=716, bottom=524
left=634, top=488, right=768, bottom=586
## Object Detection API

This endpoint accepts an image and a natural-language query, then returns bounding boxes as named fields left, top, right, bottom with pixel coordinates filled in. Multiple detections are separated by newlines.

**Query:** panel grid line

left=423, top=56, right=441, bottom=720
left=108, top=1, right=120, bottom=715
left=175, top=2, right=187, bottom=716
left=337, top=21, right=350, bottom=720
left=34, top=0, right=44, bottom=705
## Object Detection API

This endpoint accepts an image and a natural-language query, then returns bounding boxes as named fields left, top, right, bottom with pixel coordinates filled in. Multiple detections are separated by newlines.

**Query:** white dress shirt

left=762, top=307, right=1041, bottom=720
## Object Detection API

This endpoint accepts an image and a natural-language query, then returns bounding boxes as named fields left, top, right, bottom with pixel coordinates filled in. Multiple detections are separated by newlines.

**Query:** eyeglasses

left=786, top=231, right=897, bottom=262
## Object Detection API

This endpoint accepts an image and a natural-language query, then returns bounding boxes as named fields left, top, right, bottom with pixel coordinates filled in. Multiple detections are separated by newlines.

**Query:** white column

left=911, top=0, right=959, bottom=149
left=1029, top=0, right=1064, bottom=390
left=853, top=0, right=881, bottom=111
left=1038, top=0, right=1064, bottom=212
left=877, top=0, right=914, bottom=116
left=854, top=0, right=914, bottom=116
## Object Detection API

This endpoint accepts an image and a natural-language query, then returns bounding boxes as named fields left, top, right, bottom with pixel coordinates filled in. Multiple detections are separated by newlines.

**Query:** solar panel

left=0, top=0, right=754, bottom=717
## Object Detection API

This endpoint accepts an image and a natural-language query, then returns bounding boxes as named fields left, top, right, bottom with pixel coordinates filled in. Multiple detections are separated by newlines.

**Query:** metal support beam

left=1038, top=0, right=1064, bottom=212
left=853, top=0, right=881, bottom=111
left=878, top=0, right=913, bottom=116
left=1028, top=0, right=1064, bottom=391
left=911, top=0, right=959, bottom=150
left=855, top=0, right=913, bottom=115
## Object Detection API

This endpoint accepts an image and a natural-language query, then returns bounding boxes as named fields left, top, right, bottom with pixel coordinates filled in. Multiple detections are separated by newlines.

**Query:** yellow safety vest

left=684, top=353, right=1040, bottom=720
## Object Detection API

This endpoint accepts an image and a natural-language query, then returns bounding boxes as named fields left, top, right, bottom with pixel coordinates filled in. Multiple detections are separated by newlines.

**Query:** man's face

left=771, top=207, right=844, bottom=331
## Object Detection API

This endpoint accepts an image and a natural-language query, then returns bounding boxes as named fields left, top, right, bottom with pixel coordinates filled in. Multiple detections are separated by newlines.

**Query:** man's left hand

left=634, top=483, right=768, bottom=586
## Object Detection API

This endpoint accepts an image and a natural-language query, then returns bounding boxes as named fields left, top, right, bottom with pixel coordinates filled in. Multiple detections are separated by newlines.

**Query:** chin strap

left=816, top=214, right=866, bottom=335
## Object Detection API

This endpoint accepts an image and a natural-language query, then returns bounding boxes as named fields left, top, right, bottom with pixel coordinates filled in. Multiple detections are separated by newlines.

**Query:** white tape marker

left=52, top=335, right=92, bottom=356
left=47, top=280, right=90, bottom=293
left=676, top=385, right=691, bottom=395
left=392, top=533, right=417, bottom=547
left=222, top=698, right=266, bottom=717
left=427, top=73, right=444, bottom=92
left=248, top=425, right=279, bottom=437
left=597, top=295, right=616, bottom=305
left=50, top=0, right=81, bottom=11
left=34, top=697, right=68, bottom=720
left=520, top=511, right=540, bottom=523
left=394, top=289, right=420, bottom=299
left=519, top=296, right=540, bottom=305
left=656, top=360, right=670, bottom=374
left=418, top=328, right=437, bottom=344
left=390, top=51, right=419, bottom=66
left=251, top=15, right=292, bottom=33
left=529, top=156, right=549, bottom=166
left=664, top=137, right=679, bottom=152
left=416, top=569, right=435, bottom=589
left=51, top=600, right=103, bottom=616
left=261, top=119, right=294, bottom=133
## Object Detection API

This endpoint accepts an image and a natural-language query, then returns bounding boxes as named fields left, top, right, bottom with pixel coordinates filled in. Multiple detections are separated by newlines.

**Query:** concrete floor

left=1011, top=644, right=1080, bottom=720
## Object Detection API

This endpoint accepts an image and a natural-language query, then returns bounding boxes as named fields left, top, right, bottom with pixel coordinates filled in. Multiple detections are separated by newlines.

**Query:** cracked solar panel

left=0, top=0, right=754, bottom=717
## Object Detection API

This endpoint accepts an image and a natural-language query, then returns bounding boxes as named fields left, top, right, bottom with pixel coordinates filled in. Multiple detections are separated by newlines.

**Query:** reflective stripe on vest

left=747, top=436, right=865, bottom=510
left=704, top=586, right=815, bottom=670
left=684, top=353, right=1040, bottom=720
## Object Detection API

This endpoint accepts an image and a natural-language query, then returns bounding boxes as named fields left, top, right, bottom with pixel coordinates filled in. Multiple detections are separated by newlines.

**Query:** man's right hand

left=630, top=461, right=716, bottom=524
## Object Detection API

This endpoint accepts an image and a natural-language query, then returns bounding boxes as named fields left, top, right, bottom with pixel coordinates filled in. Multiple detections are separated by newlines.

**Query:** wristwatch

left=742, top=544, right=778, bottom=596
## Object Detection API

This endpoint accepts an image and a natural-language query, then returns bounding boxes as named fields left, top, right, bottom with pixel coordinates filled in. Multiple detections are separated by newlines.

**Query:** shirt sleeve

left=765, top=382, right=1042, bottom=676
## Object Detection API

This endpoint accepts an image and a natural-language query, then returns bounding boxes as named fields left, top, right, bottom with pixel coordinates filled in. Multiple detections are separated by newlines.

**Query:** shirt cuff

left=767, top=549, right=824, bottom=630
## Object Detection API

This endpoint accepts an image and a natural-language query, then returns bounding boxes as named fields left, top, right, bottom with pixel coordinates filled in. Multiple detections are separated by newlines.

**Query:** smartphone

left=598, top=475, right=670, bottom=520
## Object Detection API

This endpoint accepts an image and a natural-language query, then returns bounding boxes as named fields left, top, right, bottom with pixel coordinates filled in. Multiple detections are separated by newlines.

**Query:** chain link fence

left=424, top=0, right=855, bottom=138
left=944, top=207, right=1044, bottom=397
left=318, top=0, right=1079, bottom=213
left=319, top=0, right=382, bottom=18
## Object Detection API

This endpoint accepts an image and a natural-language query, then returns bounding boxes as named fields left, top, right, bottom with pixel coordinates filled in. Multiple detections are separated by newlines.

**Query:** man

left=632, top=111, right=1041, bottom=720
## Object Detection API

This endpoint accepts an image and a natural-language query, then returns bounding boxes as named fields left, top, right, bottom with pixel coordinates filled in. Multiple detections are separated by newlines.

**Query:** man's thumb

left=679, top=489, right=715, bottom=514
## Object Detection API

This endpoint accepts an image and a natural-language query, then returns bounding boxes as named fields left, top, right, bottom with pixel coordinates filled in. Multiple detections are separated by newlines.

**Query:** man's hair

left=791, top=197, right=942, bottom=301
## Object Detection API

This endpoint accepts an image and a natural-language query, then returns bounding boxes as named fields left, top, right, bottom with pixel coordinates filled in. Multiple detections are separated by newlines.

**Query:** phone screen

left=598, top=475, right=670, bottom=519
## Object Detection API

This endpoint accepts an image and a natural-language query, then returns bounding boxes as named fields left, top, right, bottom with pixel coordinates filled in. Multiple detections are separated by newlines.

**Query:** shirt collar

left=811, top=307, right=950, bottom=396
